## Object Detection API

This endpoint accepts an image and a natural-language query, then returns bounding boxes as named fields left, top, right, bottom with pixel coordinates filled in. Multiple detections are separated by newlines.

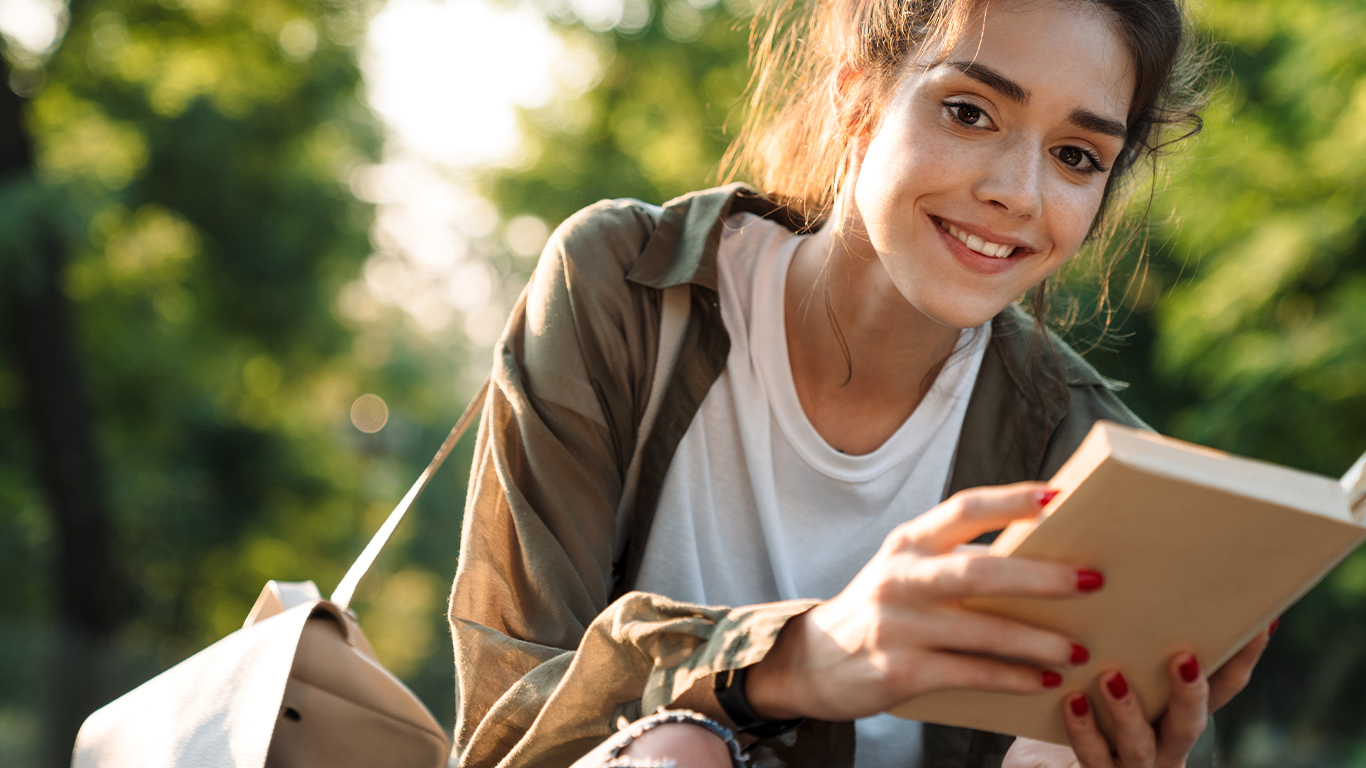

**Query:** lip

left=930, top=214, right=1037, bottom=276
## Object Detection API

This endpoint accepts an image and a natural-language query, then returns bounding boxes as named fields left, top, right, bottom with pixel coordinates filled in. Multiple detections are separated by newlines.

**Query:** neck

left=785, top=223, right=964, bottom=455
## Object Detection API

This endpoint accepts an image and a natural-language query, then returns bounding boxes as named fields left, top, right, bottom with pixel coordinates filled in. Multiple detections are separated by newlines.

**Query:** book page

left=1104, top=425, right=1352, bottom=523
left=1343, top=451, right=1366, bottom=522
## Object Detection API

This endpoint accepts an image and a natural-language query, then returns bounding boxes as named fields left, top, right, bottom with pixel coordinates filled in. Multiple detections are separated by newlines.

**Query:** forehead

left=933, top=0, right=1135, bottom=127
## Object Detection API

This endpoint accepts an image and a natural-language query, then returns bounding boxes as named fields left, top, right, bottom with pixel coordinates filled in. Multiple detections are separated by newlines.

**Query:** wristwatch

left=713, top=665, right=806, bottom=739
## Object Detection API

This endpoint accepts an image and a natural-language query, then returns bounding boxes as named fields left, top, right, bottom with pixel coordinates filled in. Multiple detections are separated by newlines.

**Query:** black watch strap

left=714, top=665, right=806, bottom=739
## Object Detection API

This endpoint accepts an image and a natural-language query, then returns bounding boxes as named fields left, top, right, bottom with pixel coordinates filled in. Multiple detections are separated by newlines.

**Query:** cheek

left=854, top=121, right=960, bottom=244
left=1046, top=181, right=1106, bottom=257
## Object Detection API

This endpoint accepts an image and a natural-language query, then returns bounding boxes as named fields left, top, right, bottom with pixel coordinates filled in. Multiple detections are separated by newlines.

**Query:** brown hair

left=721, top=0, right=1207, bottom=341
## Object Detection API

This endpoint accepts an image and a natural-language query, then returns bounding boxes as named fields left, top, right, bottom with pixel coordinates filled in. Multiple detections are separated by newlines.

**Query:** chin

left=907, top=290, right=1012, bottom=331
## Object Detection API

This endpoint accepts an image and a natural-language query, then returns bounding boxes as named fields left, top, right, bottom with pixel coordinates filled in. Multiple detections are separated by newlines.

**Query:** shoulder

left=536, top=184, right=776, bottom=292
left=980, top=305, right=1150, bottom=478
left=519, top=198, right=670, bottom=355
left=988, top=305, right=1132, bottom=397
left=538, top=198, right=663, bottom=292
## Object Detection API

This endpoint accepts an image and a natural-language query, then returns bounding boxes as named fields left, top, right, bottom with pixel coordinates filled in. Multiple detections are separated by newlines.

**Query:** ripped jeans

left=569, top=709, right=748, bottom=768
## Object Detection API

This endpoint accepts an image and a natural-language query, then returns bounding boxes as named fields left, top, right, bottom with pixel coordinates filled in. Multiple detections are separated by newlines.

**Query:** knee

left=615, top=721, right=733, bottom=768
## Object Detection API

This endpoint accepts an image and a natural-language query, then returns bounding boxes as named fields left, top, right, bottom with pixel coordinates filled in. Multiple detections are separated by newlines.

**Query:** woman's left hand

left=1003, top=624, right=1274, bottom=768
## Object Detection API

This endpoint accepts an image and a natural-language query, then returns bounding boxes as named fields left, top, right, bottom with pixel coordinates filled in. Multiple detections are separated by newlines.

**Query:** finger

left=1062, top=693, right=1115, bottom=768
left=900, top=483, right=1056, bottom=554
left=905, top=550, right=1103, bottom=601
left=888, top=604, right=1086, bottom=671
left=898, top=649, right=1068, bottom=697
left=1156, top=654, right=1208, bottom=767
left=1207, top=623, right=1272, bottom=712
left=1097, top=671, right=1156, bottom=767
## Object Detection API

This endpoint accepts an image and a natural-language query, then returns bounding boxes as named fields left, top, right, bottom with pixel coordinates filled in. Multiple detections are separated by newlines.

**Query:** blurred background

left=0, top=0, right=1363, bottom=766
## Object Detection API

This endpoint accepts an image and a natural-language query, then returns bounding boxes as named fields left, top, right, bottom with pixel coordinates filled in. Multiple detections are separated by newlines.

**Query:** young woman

left=447, top=1, right=1271, bottom=766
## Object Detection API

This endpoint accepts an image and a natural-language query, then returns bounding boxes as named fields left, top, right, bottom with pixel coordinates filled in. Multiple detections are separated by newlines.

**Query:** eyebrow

left=1067, top=107, right=1128, bottom=140
left=945, top=59, right=1129, bottom=141
left=946, top=60, right=1030, bottom=104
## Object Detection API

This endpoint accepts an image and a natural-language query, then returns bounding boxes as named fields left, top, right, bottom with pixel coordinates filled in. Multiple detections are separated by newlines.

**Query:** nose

left=973, top=137, right=1044, bottom=219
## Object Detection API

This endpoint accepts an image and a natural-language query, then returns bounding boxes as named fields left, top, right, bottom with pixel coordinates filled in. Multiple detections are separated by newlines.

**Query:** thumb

left=900, top=482, right=1054, bottom=555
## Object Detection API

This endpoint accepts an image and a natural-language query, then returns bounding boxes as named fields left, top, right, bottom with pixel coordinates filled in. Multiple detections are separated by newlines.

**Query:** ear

left=829, top=61, right=868, bottom=137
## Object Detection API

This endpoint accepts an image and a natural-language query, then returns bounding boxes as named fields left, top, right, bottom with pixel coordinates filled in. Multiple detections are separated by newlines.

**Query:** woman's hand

left=1003, top=625, right=1274, bottom=768
left=745, top=482, right=1102, bottom=722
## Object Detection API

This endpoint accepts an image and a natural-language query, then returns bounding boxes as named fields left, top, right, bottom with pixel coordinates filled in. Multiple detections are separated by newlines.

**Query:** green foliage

left=1, top=1, right=473, bottom=763
left=489, top=0, right=753, bottom=224
left=36, top=0, right=379, bottom=631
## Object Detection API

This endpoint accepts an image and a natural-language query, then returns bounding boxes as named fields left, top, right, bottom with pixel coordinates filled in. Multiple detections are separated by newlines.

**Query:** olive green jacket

left=448, top=185, right=1212, bottom=768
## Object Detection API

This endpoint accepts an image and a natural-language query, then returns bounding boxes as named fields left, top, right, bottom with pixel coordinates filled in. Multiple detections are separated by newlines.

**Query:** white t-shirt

left=635, top=213, right=990, bottom=768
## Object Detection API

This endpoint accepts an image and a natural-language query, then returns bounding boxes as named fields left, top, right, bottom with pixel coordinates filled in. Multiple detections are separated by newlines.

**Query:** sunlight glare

left=0, top=0, right=66, bottom=56
left=363, top=0, right=562, bottom=166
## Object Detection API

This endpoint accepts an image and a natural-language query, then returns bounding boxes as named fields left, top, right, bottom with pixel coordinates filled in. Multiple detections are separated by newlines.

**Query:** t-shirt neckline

left=750, top=228, right=990, bottom=483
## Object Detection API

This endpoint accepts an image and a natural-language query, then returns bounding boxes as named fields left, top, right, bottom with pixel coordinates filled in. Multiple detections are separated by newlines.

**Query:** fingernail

left=1039, top=489, right=1059, bottom=507
left=1268, top=618, right=1280, bottom=636
left=1070, top=643, right=1090, bottom=665
left=1106, top=672, right=1129, bottom=699
left=1069, top=694, right=1090, bottom=717
left=1042, top=670, right=1063, bottom=688
left=1076, top=569, right=1105, bottom=592
left=1179, top=655, right=1201, bottom=683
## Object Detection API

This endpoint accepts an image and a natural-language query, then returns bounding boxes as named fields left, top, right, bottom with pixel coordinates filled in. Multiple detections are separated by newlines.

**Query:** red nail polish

left=1268, top=618, right=1280, bottom=636
left=1179, top=656, right=1201, bottom=683
left=1042, top=670, right=1063, bottom=688
left=1039, top=489, right=1059, bottom=507
left=1106, top=672, right=1129, bottom=699
left=1076, top=570, right=1105, bottom=592
left=1069, top=695, right=1089, bottom=717
left=1070, top=643, right=1090, bottom=665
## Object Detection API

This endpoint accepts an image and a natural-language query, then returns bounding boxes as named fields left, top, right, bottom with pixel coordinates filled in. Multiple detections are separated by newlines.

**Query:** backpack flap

left=73, top=597, right=323, bottom=768
left=265, top=602, right=449, bottom=768
left=73, top=583, right=450, bottom=768
left=245, top=580, right=323, bottom=627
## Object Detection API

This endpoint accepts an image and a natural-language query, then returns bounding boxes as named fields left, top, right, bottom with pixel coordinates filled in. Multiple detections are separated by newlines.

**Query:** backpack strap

left=331, top=375, right=489, bottom=610
left=332, top=204, right=690, bottom=610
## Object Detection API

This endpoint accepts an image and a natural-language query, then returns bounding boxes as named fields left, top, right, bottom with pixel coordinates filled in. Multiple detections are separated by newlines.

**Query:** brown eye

left=953, top=104, right=984, bottom=126
left=943, top=100, right=1001, bottom=132
left=1053, top=145, right=1106, bottom=173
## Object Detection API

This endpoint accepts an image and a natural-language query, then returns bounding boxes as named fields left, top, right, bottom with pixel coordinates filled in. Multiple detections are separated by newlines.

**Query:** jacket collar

left=627, top=183, right=804, bottom=292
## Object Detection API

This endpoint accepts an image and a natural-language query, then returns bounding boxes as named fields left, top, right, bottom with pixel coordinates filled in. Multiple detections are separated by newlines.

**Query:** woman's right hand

left=744, top=482, right=1104, bottom=722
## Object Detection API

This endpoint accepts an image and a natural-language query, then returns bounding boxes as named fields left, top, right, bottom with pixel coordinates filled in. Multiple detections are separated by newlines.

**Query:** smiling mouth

left=935, top=218, right=1020, bottom=259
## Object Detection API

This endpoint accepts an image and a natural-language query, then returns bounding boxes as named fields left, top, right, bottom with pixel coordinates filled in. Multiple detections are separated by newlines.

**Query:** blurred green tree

left=488, top=0, right=754, bottom=226
left=0, top=1, right=478, bottom=766
left=1, top=12, right=126, bottom=763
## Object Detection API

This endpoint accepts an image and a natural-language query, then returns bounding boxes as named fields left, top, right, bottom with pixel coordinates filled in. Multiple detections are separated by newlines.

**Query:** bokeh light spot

left=351, top=393, right=389, bottom=433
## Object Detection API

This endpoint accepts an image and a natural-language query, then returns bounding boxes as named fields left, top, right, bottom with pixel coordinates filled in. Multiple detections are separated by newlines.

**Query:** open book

left=891, top=421, right=1366, bottom=744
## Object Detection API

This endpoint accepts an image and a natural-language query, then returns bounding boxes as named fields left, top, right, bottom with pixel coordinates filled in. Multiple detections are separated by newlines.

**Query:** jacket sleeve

left=448, top=200, right=816, bottom=768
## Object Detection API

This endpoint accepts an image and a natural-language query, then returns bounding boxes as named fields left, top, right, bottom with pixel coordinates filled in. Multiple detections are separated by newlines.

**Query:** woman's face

left=850, top=0, right=1134, bottom=329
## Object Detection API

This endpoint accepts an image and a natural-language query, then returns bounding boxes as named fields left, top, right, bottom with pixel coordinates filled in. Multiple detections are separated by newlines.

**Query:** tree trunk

left=1, top=42, right=127, bottom=768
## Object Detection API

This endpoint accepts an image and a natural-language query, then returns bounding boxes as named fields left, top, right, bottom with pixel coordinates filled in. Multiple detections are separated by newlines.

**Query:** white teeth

left=942, top=220, right=1016, bottom=259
